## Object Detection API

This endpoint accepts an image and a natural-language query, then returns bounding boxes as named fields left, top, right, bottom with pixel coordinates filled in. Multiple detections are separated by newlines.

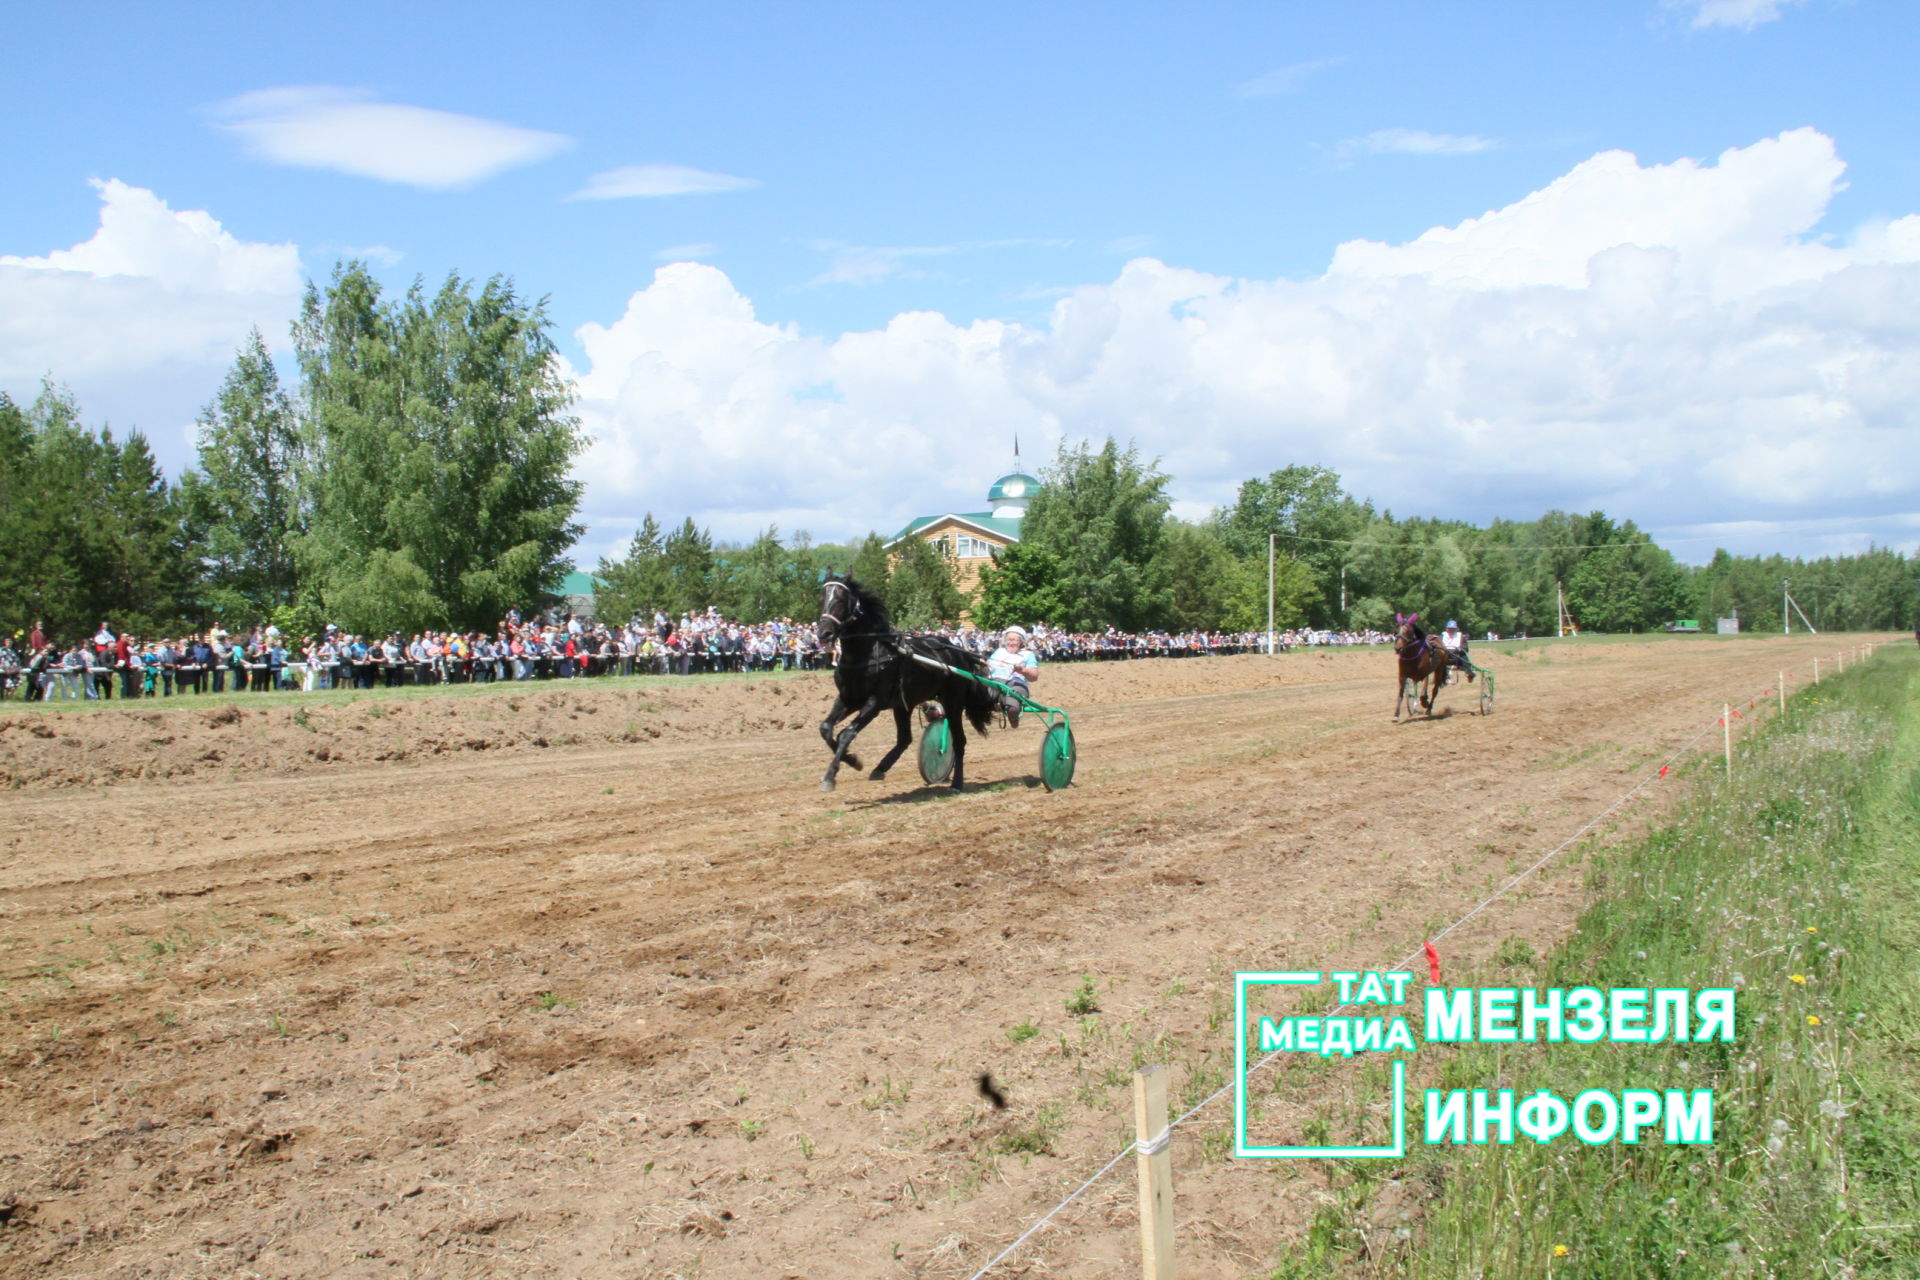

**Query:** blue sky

left=4, top=0, right=1918, bottom=565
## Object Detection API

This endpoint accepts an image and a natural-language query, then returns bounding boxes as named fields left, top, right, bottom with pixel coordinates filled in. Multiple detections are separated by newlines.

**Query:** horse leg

left=947, top=706, right=967, bottom=790
left=818, top=694, right=847, bottom=753
left=818, top=694, right=863, bottom=772
left=868, top=704, right=913, bottom=780
left=821, top=698, right=882, bottom=791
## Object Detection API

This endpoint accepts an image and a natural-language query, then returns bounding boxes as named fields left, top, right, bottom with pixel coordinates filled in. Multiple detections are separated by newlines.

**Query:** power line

left=1268, top=532, right=1657, bottom=553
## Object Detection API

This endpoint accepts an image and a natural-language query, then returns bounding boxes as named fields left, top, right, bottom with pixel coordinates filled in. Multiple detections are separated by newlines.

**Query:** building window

left=954, top=535, right=993, bottom=558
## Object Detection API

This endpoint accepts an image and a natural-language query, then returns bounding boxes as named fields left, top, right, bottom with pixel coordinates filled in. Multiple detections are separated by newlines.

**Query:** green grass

left=1325, top=648, right=1920, bottom=1278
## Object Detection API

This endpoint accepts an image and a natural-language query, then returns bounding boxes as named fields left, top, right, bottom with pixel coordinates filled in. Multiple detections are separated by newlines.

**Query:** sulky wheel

left=1039, top=722, right=1076, bottom=792
left=917, top=711, right=955, bottom=785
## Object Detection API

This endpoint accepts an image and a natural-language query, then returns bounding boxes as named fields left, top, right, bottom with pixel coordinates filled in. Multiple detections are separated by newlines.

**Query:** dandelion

left=1807, top=1015, right=1821, bottom=1026
left=1788, top=974, right=1807, bottom=985
left=1806, top=926, right=1818, bottom=934
left=1554, top=1244, right=1570, bottom=1257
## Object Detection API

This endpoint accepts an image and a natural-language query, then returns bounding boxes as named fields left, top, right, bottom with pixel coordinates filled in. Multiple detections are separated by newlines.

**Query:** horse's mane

left=839, top=575, right=893, bottom=634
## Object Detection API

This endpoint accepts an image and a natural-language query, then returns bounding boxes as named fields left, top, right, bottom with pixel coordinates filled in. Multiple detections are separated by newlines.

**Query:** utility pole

left=1266, top=533, right=1275, bottom=655
left=1784, top=580, right=1790, bottom=635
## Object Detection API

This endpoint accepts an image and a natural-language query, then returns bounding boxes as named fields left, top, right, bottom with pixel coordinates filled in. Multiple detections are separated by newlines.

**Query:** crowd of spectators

left=1, top=607, right=1394, bottom=701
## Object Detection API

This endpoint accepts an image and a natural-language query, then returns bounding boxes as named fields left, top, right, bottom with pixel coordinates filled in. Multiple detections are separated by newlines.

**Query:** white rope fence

left=962, top=650, right=1872, bottom=1280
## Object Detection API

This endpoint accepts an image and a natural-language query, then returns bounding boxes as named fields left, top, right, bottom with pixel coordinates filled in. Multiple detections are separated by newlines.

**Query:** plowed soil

left=0, top=637, right=1836, bottom=1279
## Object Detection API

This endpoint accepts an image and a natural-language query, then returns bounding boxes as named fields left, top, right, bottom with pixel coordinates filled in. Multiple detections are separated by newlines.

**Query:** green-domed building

left=887, top=448, right=1042, bottom=593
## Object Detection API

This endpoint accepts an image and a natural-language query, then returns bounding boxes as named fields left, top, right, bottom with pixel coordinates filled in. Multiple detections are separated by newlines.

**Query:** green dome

left=988, top=472, right=1041, bottom=502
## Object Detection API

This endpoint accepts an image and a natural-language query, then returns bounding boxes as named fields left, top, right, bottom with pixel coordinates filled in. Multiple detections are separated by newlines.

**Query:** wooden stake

left=1779, top=673, right=1785, bottom=714
left=1133, top=1066, right=1176, bottom=1280
left=1724, top=704, right=1732, bottom=775
left=1813, top=658, right=1820, bottom=684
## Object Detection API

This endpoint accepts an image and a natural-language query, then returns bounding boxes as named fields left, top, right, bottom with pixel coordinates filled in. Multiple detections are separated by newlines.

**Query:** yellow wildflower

left=1553, top=1244, right=1571, bottom=1257
left=1807, top=1015, right=1821, bottom=1026
left=1789, top=974, right=1807, bottom=985
left=1806, top=926, right=1818, bottom=934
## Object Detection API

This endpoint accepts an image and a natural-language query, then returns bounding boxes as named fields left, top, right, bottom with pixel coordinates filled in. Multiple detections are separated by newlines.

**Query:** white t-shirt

left=1440, top=629, right=1465, bottom=651
left=987, top=645, right=1037, bottom=685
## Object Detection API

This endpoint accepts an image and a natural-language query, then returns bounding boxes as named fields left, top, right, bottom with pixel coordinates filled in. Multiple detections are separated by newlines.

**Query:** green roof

left=886, top=511, right=1025, bottom=546
left=557, top=570, right=599, bottom=596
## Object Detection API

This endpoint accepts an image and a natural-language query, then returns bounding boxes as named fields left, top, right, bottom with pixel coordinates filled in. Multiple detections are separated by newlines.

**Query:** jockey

left=1440, top=619, right=1474, bottom=682
left=986, top=625, right=1039, bottom=727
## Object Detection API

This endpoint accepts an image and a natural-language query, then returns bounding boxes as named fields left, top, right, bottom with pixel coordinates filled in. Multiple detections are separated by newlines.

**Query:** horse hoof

left=869, top=770, right=888, bottom=782
left=819, top=780, right=836, bottom=793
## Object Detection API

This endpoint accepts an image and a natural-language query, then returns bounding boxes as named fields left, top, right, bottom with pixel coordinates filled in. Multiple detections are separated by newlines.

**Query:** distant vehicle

left=1665, top=620, right=1702, bottom=633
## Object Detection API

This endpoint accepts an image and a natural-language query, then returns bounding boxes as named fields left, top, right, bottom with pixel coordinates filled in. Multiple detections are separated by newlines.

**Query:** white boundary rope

left=963, top=663, right=1822, bottom=1280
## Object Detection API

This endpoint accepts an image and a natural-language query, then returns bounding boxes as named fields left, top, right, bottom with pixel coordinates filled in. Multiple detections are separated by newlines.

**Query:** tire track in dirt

left=0, top=638, right=1839, bottom=1279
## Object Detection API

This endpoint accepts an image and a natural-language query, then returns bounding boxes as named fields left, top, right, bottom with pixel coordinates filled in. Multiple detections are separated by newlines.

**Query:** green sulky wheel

left=917, top=712, right=955, bottom=785
left=1039, top=722, right=1076, bottom=792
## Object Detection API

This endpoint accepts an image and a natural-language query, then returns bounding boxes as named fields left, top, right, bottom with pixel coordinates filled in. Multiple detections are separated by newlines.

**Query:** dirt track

left=0, top=637, right=1838, bottom=1279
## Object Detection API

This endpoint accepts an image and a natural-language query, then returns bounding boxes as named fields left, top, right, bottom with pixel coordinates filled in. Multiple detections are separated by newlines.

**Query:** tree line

left=2, top=261, right=583, bottom=643
left=3, top=259, right=1913, bottom=643
left=599, top=440, right=1916, bottom=636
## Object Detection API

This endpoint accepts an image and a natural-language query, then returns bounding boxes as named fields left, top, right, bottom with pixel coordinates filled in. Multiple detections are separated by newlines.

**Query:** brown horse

left=1393, top=612, right=1449, bottom=721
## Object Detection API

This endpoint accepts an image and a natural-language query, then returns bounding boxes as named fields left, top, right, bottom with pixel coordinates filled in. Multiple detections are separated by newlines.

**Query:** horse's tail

left=959, top=659, right=998, bottom=735
left=924, top=641, right=997, bottom=735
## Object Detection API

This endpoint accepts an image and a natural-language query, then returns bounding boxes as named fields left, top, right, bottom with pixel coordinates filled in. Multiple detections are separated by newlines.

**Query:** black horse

left=815, top=573, right=998, bottom=792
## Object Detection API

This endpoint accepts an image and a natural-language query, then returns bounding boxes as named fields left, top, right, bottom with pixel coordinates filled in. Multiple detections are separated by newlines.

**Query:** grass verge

left=1277, top=646, right=1920, bottom=1278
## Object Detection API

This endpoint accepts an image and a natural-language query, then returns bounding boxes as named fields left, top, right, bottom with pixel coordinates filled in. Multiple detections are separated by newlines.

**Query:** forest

left=3, top=266, right=1913, bottom=643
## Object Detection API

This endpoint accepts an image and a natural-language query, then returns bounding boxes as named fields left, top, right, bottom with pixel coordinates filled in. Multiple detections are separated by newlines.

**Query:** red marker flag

left=1424, top=940, right=1443, bottom=985
left=1658, top=765, right=1671, bottom=777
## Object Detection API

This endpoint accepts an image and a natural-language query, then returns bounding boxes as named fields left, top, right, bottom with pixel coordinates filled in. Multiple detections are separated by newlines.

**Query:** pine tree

left=594, top=513, right=671, bottom=624
left=660, top=518, right=716, bottom=616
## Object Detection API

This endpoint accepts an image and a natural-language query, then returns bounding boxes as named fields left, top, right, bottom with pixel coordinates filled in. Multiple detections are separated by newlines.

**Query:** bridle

left=818, top=579, right=868, bottom=643
left=818, top=579, right=909, bottom=653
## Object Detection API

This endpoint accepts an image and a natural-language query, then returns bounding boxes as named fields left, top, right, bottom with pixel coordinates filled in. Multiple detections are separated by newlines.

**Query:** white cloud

left=210, top=86, right=572, bottom=189
left=1234, top=58, right=1343, bottom=98
left=0, top=180, right=302, bottom=447
left=808, top=243, right=957, bottom=287
left=807, top=238, right=1074, bottom=287
left=1667, top=0, right=1808, bottom=31
left=570, top=129, right=1920, bottom=561
left=569, top=164, right=758, bottom=200
left=323, top=243, right=405, bottom=268
left=1335, top=128, right=1499, bottom=160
